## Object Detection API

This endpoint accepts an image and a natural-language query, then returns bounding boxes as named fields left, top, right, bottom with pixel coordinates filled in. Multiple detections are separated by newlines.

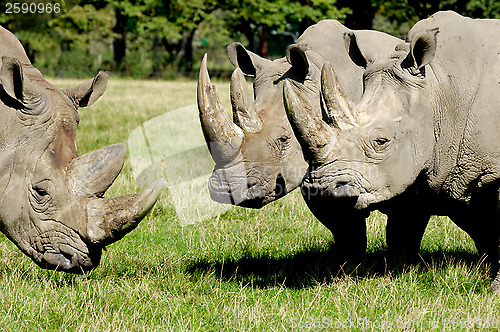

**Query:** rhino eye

left=31, top=180, right=52, bottom=199
left=278, top=135, right=289, bottom=143
left=34, top=186, right=48, bottom=196
left=374, top=138, right=390, bottom=146
left=372, top=138, right=392, bottom=154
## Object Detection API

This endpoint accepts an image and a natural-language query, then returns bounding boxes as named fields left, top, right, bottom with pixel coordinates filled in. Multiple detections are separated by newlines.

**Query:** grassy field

left=0, top=78, right=499, bottom=331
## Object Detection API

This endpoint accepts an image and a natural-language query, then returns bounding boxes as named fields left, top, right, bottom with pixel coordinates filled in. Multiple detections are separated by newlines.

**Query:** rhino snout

left=24, top=232, right=102, bottom=273
left=301, top=166, right=368, bottom=205
left=208, top=168, right=269, bottom=208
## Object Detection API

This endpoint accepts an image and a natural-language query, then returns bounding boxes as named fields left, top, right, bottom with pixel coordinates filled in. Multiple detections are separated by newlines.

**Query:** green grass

left=0, top=79, right=499, bottom=331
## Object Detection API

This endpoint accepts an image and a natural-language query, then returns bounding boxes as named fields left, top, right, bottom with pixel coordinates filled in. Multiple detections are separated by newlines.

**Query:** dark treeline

left=0, top=0, right=499, bottom=78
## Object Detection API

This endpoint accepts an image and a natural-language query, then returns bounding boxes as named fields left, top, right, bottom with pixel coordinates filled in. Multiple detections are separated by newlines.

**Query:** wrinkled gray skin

left=198, top=20, right=401, bottom=260
left=0, top=26, right=161, bottom=273
left=285, top=11, right=500, bottom=292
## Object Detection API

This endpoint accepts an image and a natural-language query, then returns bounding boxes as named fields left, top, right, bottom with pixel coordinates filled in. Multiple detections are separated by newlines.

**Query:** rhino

left=0, top=26, right=161, bottom=273
left=284, top=11, right=500, bottom=291
left=198, top=20, right=401, bottom=260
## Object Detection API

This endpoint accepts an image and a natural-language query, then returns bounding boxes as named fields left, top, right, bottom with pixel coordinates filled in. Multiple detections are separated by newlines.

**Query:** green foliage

left=221, top=0, right=349, bottom=30
left=11, top=4, right=116, bottom=77
left=372, top=0, right=500, bottom=38
left=2, top=0, right=500, bottom=76
left=465, top=0, right=500, bottom=18
left=0, top=0, right=79, bottom=32
left=1, top=0, right=352, bottom=77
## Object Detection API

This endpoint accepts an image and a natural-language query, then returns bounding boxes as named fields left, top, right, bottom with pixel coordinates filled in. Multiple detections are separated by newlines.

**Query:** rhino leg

left=449, top=211, right=498, bottom=259
left=446, top=187, right=500, bottom=294
left=304, top=197, right=368, bottom=264
left=461, top=216, right=500, bottom=294
left=331, top=213, right=367, bottom=264
left=385, top=203, right=430, bottom=262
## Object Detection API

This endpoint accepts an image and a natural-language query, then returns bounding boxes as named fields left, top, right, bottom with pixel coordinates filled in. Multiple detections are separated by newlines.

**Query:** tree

left=368, top=0, right=500, bottom=38
left=218, top=0, right=350, bottom=56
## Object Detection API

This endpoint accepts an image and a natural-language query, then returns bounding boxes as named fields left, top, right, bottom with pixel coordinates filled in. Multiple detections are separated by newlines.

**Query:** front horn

left=198, top=54, right=244, bottom=165
left=283, top=80, right=335, bottom=164
left=85, top=179, right=163, bottom=246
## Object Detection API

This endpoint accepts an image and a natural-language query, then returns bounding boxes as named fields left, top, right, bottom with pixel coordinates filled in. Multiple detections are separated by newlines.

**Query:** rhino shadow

left=185, top=246, right=487, bottom=289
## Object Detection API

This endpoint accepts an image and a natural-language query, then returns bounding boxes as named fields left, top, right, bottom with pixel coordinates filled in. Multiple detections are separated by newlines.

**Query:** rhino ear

left=408, top=28, right=438, bottom=70
left=63, top=71, right=109, bottom=108
left=286, top=44, right=309, bottom=82
left=227, top=42, right=269, bottom=77
left=344, top=32, right=369, bottom=68
left=1, top=56, right=24, bottom=103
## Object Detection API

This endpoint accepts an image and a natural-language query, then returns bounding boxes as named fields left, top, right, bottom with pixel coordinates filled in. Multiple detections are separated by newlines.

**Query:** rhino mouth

left=21, top=229, right=102, bottom=273
left=274, top=173, right=287, bottom=200
left=239, top=173, right=287, bottom=208
left=35, top=247, right=101, bottom=273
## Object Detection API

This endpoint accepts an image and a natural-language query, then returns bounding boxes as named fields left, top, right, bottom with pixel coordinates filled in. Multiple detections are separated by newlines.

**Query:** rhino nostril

left=329, top=177, right=360, bottom=198
left=247, top=180, right=257, bottom=189
left=335, top=181, right=349, bottom=188
left=61, top=250, right=73, bottom=262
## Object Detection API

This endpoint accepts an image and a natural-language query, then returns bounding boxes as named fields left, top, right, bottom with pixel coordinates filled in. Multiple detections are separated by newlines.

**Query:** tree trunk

left=113, top=8, right=127, bottom=70
left=175, top=29, right=196, bottom=75
left=259, top=24, right=268, bottom=58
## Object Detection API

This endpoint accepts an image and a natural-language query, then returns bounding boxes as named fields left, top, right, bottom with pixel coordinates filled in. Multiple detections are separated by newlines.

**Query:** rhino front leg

left=381, top=189, right=431, bottom=262
left=449, top=211, right=498, bottom=261
left=385, top=208, right=430, bottom=262
left=304, top=198, right=368, bottom=264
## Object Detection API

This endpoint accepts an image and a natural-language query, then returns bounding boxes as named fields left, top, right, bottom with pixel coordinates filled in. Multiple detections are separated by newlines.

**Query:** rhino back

left=413, top=11, right=500, bottom=198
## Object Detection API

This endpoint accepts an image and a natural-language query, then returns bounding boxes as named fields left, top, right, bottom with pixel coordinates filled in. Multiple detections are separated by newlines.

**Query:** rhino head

left=197, top=44, right=309, bottom=208
left=284, top=31, right=438, bottom=210
left=0, top=56, right=161, bottom=273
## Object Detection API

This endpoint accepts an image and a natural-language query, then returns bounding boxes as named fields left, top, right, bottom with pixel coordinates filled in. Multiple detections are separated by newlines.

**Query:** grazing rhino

left=0, top=26, right=161, bottom=273
left=198, top=20, right=401, bottom=260
left=284, top=11, right=500, bottom=291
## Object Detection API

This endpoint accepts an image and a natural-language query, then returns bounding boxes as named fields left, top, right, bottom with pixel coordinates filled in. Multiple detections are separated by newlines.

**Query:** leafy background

left=1, top=0, right=499, bottom=78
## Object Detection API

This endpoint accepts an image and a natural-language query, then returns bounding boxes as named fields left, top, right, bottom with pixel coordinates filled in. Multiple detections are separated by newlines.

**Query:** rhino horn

left=321, top=62, right=358, bottom=129
left=230, top=67, right=262, bottom=133
left=198, top=54, right=244, bottom=164
left=68, top=143, right=126, bottom=198
left=86, top=179, right=163, bottom=246
left=283, top=80, right=334, bottom=163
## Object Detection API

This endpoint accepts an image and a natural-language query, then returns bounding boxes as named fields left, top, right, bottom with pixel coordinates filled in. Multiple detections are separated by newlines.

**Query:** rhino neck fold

left=419, top=16, right=498, bottom=201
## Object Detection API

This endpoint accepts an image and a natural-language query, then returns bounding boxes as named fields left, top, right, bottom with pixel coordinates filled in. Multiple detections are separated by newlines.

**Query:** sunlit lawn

left=0, top=78, right=498, bottom=331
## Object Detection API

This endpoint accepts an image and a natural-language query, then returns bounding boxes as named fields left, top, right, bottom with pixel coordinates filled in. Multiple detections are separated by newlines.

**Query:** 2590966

left=5, top=2, right=61, bottom=14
